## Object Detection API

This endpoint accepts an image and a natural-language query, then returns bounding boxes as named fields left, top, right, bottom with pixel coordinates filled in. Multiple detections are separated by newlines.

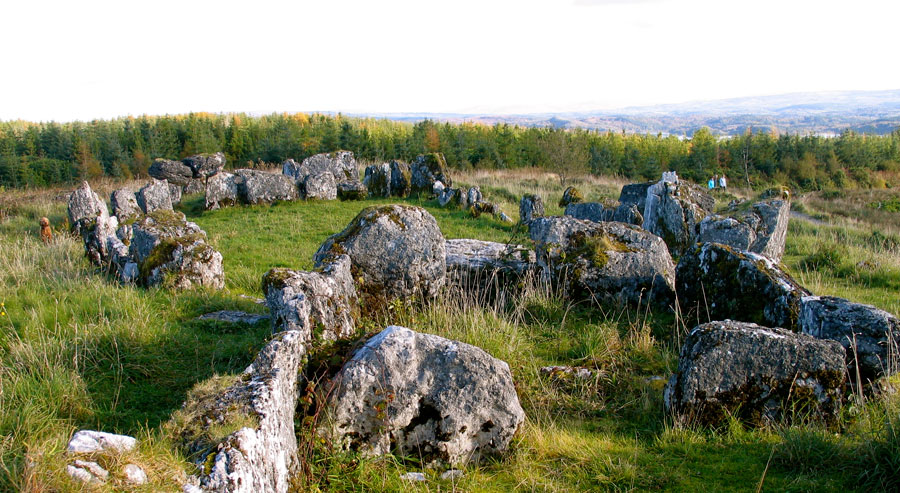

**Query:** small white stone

left=67, top=464, right=97, bottom=483
left=183, top=484, right=204, bottom=493
left=441, top=469, right=464, bottom=480
left=67, top=430, right=137, bottom=454
left=73, top=460, right=109, bottom=480
left=400, top=472, right=426, bottom=482
left=123, top=463, right=148, bottom=485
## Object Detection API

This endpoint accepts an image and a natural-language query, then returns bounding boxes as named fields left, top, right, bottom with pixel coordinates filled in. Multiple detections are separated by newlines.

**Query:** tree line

left=1, top=112, right=898, bottom=190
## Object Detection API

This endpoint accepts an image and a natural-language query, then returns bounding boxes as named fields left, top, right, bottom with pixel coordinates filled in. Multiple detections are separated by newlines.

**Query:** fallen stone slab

left=198, top=310, right=270, bottom=326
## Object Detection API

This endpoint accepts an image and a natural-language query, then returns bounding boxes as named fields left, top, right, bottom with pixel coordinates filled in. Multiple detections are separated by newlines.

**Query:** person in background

left=719, top=174, right=727, bottom=190
left=708, top=176, right=715, bottom=190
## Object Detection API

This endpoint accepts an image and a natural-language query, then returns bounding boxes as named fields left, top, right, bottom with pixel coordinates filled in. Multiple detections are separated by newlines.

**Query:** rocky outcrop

left=137, top=178, right=174, bottom=214
left=800, top=295, right=900, bottom=381
left=67, top=182, right=119, bottom=266
left=445, top=239, right=536, bottom=294
left=303, top=171, right=337, bottom=200
left=698, top=197, right=791, bottom=262
left=410, top=153, right=452, bottom=195
left=618, top=182, right=652, bottom=212
left=149, top=158, right=193, bottom=186
left=234, top=169, right=299, bottom=205
left=110, top=189, right=141, bottom=222
left=565, top=202, right=643, bottom=226
left=529, top=216, right=676, bottom=307
left=205, top=172, right=240, bottom=210
left=465, top=187, right=483, bottom=209
left=181, top=330, right=307, bottom=493
left=183, top=152, right=226, bottom=179
left=676, top=243, right=809, bottom=330
left=438, top=187, right=458, bottom=207
left=313, top=205, right=446, bottom=305
left=559, top=186, right=583, bottom=208
left=389, top=160, right=412, bottom=198
left=284, top=151, right=358, bottom=185
left=131, top=210, right=224, bottom=290
left=168, top=183, right=183, bottom=205
left=641, top=172, right=714, bottom=257
left=263, top=255, right=359, bottom=343
left=67, top=181, right=108, bottom=227
left=362, top=163, right=391, bottom=198
left=325, top=326, right=525, bottom=466
left=519, top=194, right=545, bottom=224
left=336, top=181, right=367, bottom=200
left=664, top=320, right=846, bottom=426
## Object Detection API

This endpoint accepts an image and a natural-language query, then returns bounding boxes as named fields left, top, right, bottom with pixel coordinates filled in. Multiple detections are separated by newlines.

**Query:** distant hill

left=357, top=89, right=900, bottom=136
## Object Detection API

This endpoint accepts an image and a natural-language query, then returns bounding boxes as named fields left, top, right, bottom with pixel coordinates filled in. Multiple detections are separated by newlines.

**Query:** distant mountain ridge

left=353, top=89, right=900, bottom=136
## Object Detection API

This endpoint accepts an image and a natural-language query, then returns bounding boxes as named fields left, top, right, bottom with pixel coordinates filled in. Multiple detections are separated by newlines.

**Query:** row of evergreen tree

left=1, top=112, right=898, bottom=190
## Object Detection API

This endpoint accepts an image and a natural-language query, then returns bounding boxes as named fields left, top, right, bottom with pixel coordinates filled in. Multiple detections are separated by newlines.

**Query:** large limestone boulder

left=410, top=153, right=452, bottom=195
left=664, top=320, right=846, bottom=426
left=676, top=242, right=809, bottom=330
left=698, top=197, right=791, bottom=262
left=618, top=182, right=652, bottom=212
left=136, top=178, right=174, bottom=214
left=529, top=216, right=676, bottom=306
left=303, top=171, right=337, bottom=200
left=362, top=163, right=391, bottom=198
left=67, top=181, right=108, bottom=227
left=559, top=186, right=583, bottom=208
left=262, top=255, right=359, bottom=343
left=336, top=180, right=367, bottom=200
left=519, top=194, right=545, bottom=224
left=642, top=173, right=714, bottom=257
left=149, top=158, right=193, bottom=186
left=178, top=330, right=307, bottom=493
left=284, top=151, right=358, bottom=185
left=183, top=152, right=225, bottom=179
left=389, top=160, right=412, bottom=198
left=130, top=210, right=224, bottom=289
left=313, top=205, right=446, bottom=305
left=110, top=189, right=140, bottom=222
left=565, top=202, right=643, bottom=226
left=234, top=169, right=298, bottom=205
left=800, top=295, right=900, bottom=381
left=205, top=172, right=240, bottom=210
left=445, top=239, right=536, bottom=295
left=325, top=326, right=525, bottom=466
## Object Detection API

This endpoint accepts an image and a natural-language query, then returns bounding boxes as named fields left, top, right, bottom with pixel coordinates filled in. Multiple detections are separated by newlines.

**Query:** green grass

left=1, top=170, right=898, bottom=491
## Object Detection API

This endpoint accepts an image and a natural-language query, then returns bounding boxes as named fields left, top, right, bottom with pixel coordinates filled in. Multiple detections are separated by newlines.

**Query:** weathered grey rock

left=149, top=158, right=193, bottom=186
left=433, top=180, right=445, bottom=196
left=107, top=232, right=139, bottom=283
left=698, top=198, right=791, bottom=262
left=559, top=186, right=583, bottom=207
left=441, top=470, right=464, bottom=480
left=389, top=160, right=412, bottom=198
left=137, top=178, right=174, bottom=214
left=326, top=326, right=525, bottom=466
left=337, top=180, right=367, bottom=200
left=529, top=216, right=676, bottom=307
left=400, top=472, right=426, bottom=482
left=110, top=189, right=140, bottom=222
left=519, top=194, right=545, bottom=224
left=800, top=295, right=900, bottom=381
left=234, top=169, right=298, bottom=205
left=67, top=460, right=109, bottom=483
left=169, top=183, right=183, bottom=205
left=198, top=310, right=270, bottom=326
left=183, top=179, right=207, bottom=195
left=642, top=173, right=714, bottom=257
left=187, top=330, right=307, bottom=493
left=67, top=181, right=109, bottom=227
left=183, top=152, right=225, bottom=179
left=67, top=430, right=137, bottom=454
left=540, top=366, right=596, bottom=380
left=123, top=464, right=148, bottom=485
left=205, top=172, right=240, bottom=210
left=676, top=242, right=809, bottom=330
left=314, top=205, right=446, bottom=305
left=445, top=239, right=536, bottom=294
left=303, top=171, right=337, bottom=200
left=284, top=151, right=358, bottom=185
left=263, top=255, right=358, bottom=343
left=362, top=163, right=391, bottom=198
left=613, top=203, right=643, bottom=225
left=564, top=202, right=607, bottom=222
left=410, top=153, right=452, bottom=194
left=664, top=320, right=846, bottom=426
left=131, top=210, right=224, bottom=290
left=438, top=188, right=458, bottom=207
left=466, top=187, right=483, bottom=208
left=498, top=211, right=514, bottom=223
left=618, top=182, right=652, bottom=212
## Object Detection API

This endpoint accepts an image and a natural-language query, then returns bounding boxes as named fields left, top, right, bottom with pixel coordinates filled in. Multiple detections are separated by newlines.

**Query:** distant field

left=0, top=169, right=897, bottom=491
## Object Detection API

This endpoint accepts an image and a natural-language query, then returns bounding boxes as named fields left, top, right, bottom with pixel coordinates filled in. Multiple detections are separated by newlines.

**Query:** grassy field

left=0, top=169, right=898, bottom=491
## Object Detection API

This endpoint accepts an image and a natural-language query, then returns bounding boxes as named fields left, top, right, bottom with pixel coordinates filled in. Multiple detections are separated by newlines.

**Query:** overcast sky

left=1, top=0, right=898, bottom=122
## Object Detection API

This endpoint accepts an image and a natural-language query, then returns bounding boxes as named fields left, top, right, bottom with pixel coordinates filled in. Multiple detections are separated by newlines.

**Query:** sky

left=1, top=0, right=899, bottom=122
